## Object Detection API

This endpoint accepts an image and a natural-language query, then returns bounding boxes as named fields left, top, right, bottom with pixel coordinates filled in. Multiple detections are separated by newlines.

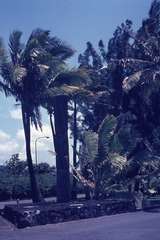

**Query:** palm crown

left=0, top=29, right=74, bottom=128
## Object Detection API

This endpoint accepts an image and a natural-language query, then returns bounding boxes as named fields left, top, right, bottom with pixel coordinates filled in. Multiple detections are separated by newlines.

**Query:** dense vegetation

left=1, top=0, right=160, bottom=203
left=0, top=154, right=56, bottom=200
left=75, top=0, right=160, bottom=199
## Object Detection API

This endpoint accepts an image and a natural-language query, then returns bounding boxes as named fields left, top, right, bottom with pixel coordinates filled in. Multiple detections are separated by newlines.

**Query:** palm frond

left=149, top=0, right=160, bottom=19
left=123, top=71, right=143, bottom=92
left=9, top=31, right=23, bottom=65
left=109, top=58, right=154, bottom=72
left=43, top=87, right=68, bottom=100
left=29, top=29, right=50, bottom=45
left=108, top=153, right=127, bottom=171
left=60, top=85, right=84, bottom=94
left=49, top=36, right=75, bottom=60
left=51, top=69, right=91, bottom=88
left=123, top=69, right=160, bottom=92
left=0, top=62, right=13, bottom=86
left=0, top=38, right=8, bottom=63
left=0, top=79, right=13, bottom=96
left=25, top=29, right=74, bottom=63
left=31, top=107, right=42, bottom=130
left=22, top=29, right=48, bottom=62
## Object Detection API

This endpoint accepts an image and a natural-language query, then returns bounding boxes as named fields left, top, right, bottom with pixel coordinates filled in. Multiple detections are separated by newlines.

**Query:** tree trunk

left=72, top=100, right=78, bottom=200
left=94, top=167, right=101, bottom=199
left=94, top=145, right=104, bottom=199
left=21, top=104, right=41, bottom=203
left=54, top=96, right=70, bottom=202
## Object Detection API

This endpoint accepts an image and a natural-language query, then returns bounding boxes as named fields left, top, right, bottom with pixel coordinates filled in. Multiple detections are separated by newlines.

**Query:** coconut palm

left=0, top=29, right=74, bottom=202
left=42, top=69, right=92, bottom=202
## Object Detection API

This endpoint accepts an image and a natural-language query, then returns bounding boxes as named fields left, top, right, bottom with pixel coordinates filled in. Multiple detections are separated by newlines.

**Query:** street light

left=35, top=136, right=50, bottom=166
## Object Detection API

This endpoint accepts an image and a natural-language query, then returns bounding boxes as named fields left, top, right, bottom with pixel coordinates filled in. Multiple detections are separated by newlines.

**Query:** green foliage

left=36, top=162, right=51, bottom=174
left=79, top=130, right=98, bottom=169
left=75, top=1, right=160, bottom=200
left=37, top=173, right=56, bottom=196
left=5, top=154, right=27, bottom=176
left=0, top=162, right=56, bottom=200
left=98, top=115, right=117, bottom=154
left=0, top=28, right=75, bottom=129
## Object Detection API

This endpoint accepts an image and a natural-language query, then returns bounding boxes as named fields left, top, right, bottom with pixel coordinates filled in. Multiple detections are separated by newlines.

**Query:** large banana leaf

left=98, top=115, right=117, bottom=154
left=79, top=130, right=98, bottom=169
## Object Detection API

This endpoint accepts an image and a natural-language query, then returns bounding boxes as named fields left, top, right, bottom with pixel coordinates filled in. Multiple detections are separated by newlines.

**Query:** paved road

left=0, top=216, right=14, bottom=231
left=0, top=211, right=160, bottom=240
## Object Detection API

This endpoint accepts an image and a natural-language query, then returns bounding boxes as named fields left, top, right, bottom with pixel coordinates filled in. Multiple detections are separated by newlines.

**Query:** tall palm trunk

left=72, top=100, right=78, bottom=200
left=53, top=96, right=70, bottom=202
left=21, top=104, right=41, bottom=203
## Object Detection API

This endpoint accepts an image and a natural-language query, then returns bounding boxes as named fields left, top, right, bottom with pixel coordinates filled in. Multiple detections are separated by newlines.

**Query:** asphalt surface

left=0, top=211, right=160, bottom=240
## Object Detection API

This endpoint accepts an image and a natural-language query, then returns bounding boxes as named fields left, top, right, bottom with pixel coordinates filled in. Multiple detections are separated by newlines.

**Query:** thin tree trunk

left=21, top=104, right=41, bottom=203
left=54, top=96, right=70, bottom=202
left=72, top=100, right=78, bottom=200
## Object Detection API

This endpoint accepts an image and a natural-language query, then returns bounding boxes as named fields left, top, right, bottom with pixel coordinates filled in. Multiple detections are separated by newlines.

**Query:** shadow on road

left=144, top=207, right=160, bottom=213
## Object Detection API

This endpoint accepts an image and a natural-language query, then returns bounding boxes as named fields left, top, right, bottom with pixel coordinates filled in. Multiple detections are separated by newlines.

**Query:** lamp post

left=35, top=136, right=50, bottom=166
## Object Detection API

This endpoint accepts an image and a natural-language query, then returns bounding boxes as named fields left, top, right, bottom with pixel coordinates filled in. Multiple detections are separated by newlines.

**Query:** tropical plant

left=77, top=20, right=135, bottom=131
left=59, top=0, right=160, bottom=200
left=79, top=130, right=98, bottom=169
left=120, top=0, right=160, bottom=156
left=42, top=69, right=92, bottom=202
left=91, top=0, right=160, bottom=198
left=93, top=112, right=160, bottom=198
left=0, top=29, right=74, bottom=202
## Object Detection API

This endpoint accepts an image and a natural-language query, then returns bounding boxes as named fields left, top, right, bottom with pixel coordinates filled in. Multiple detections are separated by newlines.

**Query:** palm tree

left=43, top=70, right=91, bottom=202
left=0, top=29, right=74, bottom=203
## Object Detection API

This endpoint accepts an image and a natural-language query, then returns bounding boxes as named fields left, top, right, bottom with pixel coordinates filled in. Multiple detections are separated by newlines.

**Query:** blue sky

left=0, top=0, right=152, bottom=164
